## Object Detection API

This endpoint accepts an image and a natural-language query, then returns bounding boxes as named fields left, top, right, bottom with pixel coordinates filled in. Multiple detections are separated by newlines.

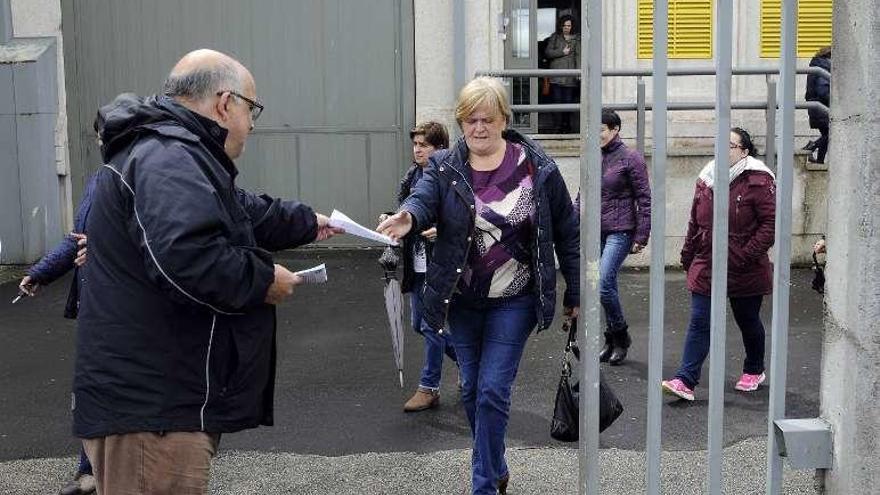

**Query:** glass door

left=503, top=0, right=538, bottom=134
left=505, top=0, right=582, bottom=135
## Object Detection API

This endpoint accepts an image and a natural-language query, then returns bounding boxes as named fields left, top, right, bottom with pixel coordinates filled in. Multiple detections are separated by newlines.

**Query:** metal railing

left=482, top=0, right=807, bottom=492
left=475, top=66, right=830, bottom=170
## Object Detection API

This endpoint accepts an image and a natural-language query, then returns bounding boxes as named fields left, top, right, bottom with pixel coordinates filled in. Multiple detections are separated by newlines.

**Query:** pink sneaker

left=661, top=378, right=694, bottom=401
left=734, top=372, right=766, bottom=392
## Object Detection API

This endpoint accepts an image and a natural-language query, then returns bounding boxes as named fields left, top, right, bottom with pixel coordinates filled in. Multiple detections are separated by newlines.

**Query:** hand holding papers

left=329, top=210, right=399, bottom=246
left=294, top=263, right=328, bottom=285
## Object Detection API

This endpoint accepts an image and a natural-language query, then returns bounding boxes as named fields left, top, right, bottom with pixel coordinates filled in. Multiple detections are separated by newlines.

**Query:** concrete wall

left=820, top=0, right=880, bottom=492
left=10, top=0, right=70, bottom=230
left=414, top=0, right=505, bottom=135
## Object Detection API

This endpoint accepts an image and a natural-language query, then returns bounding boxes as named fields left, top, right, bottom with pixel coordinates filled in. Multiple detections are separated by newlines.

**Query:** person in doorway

left=378, top=77, right=579, bottom=495
left=74, top=49, right=341, bottom=494
left=662, top=127, right=776, bottom=401
left=17, top=177, right=94, bottom=495
left=575, top=109, right=652, bottom=365
left=380, top=121, right=459, bottom=412
left=804, top=46, right=831, bottom=164
left=544, top=14, right=581, bottom=134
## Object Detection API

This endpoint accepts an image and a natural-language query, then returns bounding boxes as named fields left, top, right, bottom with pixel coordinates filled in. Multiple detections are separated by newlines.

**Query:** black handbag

left=550, top=318, right=624, bottom=442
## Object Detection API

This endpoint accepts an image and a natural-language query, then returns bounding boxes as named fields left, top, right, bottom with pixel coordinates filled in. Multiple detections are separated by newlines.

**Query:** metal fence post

left=766, top=77, right=777, bottom=170
left=766, top=0, right=797, bottom=493
left=645, top=2, right=668, bottom=494
left=1, top=0, right=12, bottom=43
left=579, top=0, right=602, bottom=493
left=637, top=77, right=647, bottom=156
left=708, top=0, right=734, bottom=492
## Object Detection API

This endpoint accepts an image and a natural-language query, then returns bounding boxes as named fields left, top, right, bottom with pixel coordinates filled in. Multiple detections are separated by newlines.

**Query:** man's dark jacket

left=74, top=94, right=318, bottom=438
left=401, top=129, right=579, bottom=333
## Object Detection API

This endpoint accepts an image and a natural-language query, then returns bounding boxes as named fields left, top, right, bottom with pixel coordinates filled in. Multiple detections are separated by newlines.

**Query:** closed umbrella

left=378, top=246, right=405, bottom=388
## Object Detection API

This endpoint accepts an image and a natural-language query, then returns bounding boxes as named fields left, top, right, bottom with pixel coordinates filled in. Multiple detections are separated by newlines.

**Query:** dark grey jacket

left=545, top=33, right=581, bottom=86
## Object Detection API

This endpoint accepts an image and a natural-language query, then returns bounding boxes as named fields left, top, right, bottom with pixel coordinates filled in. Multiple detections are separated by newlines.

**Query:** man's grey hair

left=163, top=61, right=244, bottom=100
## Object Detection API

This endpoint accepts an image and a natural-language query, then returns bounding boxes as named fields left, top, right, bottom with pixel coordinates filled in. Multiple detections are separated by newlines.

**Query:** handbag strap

left=560, top=316, right=579, bottom=377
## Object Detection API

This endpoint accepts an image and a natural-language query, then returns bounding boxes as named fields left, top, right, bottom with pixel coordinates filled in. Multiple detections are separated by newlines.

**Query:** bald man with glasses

left=74, top=49, right=341, bottom=494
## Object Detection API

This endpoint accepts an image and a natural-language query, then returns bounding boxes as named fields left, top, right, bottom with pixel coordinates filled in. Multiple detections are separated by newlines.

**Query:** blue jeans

left=410, top=273, right=457, bottom=390
left=447, top=294, right=537, bottom=495
left=675, top=293, right=766, bottom=389
left=600, top=232, right=634, bottom=329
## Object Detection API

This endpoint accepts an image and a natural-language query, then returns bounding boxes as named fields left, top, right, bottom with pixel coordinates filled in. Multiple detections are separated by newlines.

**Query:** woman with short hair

left=576, top=109, right=652, bottom=365
left=384, top=121, right=459, bottom=412
left=378, top=77, right=579, bottom=495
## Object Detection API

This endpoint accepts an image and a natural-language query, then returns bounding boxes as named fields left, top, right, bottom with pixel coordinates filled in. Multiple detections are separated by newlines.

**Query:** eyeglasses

left=217, top=91, right=264, bottom=122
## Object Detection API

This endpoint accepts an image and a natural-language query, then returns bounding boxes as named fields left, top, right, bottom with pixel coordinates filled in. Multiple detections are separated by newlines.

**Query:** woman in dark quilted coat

left=662, top=128, right=776, bottom=401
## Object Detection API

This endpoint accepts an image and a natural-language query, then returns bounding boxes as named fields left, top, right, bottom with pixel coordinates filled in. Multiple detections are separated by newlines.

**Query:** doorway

left=504, top=0, right=581, bottom=135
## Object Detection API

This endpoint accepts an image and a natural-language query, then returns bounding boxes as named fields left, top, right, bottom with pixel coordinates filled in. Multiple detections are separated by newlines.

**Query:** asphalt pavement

left=0, top=249, right=825, bottom=493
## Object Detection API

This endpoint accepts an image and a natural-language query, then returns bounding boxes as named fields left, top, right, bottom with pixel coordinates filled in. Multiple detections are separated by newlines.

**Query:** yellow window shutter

left=761, top=0, right=833, bottom=58
left=638, top=0, right=713, bottom=59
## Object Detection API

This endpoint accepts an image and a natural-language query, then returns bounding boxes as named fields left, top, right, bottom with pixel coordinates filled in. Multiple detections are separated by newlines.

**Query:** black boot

left=609, top=324, right=631, bottom=366
left=599, top=331, right=614, bottom=362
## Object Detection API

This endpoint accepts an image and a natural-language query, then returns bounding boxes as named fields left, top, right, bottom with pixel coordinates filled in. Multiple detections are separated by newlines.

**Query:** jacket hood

left=96, top=94, right=230, bottom=169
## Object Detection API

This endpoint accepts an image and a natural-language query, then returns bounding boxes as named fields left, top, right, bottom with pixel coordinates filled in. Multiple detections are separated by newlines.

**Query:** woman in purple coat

left=662, top=127, right=776, bottom=401
left=578, top=109, right=652, bottom=365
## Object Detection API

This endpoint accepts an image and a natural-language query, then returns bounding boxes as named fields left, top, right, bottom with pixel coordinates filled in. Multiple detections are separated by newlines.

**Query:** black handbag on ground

left=550, top=317, right=624, bottom=442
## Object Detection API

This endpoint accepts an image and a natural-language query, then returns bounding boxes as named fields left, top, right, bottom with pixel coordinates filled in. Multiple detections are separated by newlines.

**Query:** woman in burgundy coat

left=662, top=128, right=776, bottom=401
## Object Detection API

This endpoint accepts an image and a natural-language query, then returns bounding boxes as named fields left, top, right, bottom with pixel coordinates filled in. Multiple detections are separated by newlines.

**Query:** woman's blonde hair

left=454, top=77, right=512, bottom=127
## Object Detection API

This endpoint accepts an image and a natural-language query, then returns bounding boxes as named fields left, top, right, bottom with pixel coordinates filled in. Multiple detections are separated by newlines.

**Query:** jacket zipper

left=439, top=159, right=475, bottom=329
left=734, top=194, right=742, bottom=230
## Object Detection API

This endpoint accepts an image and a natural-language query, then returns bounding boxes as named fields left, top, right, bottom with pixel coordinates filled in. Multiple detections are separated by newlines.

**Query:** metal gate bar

left=578, top=0, right=602, bottom=493
left=708, top=0, right=734, bottom=492
left=645, top=1, right=668, bottom=493
left=766, top=0, right=798, bottom=493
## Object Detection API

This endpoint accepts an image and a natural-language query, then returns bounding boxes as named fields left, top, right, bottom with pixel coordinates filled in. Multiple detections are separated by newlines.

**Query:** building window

left=760, top=0, right=833, bottom=58
left=637, top=0, right=713, bottom=59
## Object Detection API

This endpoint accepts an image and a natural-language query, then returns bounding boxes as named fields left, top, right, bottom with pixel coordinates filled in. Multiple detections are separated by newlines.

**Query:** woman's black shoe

left=498, top=474, right=510, bottom=494
left=802, top=140, right=817, bottom=151
left=599, top=331, right=614, bottom=362
left=609, top=326, right=631, bottom=366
